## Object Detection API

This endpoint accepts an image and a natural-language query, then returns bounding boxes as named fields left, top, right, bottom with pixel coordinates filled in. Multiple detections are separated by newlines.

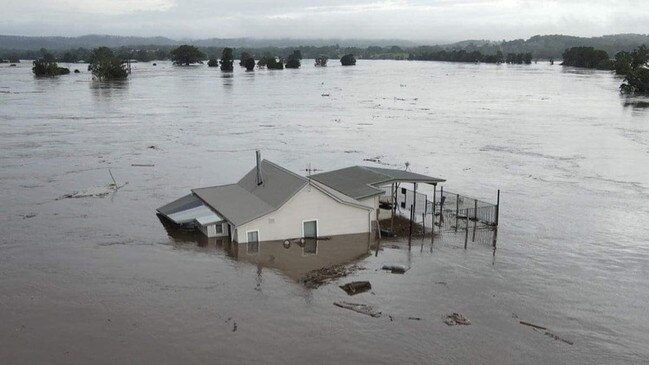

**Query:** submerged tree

left=315, top=55, right=328, bottom=67
left=340, top=54, right=356, bottom=66
left=239, top=52, right=252, bottom=67
left=171, top=45, right=204, bottom=65
left=340, top=54, right=357, bottom=66
left=261, top=56, right=284, bottom=70
left=220, top=47, right=234, bottom=71
left=207, top=58, right=218, bottom=67
left=618, top=46, right=649, bottom=94
left=88, top=47, right=128, bottom=80
left=243, top=57, right=256, bottom=71
left=561, top=47, right=610, bottom=69
left=32, top=53, right=70, bottom=76
left=285, top=50, right=302, bottom=69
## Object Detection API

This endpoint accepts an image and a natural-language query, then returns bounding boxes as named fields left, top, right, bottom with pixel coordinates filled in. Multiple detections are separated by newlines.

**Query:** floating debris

left=58, top=169, right=126, bottom=199
left=334, top=301, right=381, bottom=318
left=381, top=264, right=408, bottom=274
left=321, top=93, right=330, bottom=97
left=519, top=321, right=546, bottom=330
left=544, top=331, right=573, bottom=345
left=57, top=186, right=114, bottom=199
left=131, top=164, right=155, bottom=167
left=443, top=313, right=471, bottom=326
left=339, top=281, right=372, bottom=296
left=519, top=320, right=573, bottom=345
left=22, top=213, right=37, bottom=219
left=300, top=264, right=364, bottom=288
left=407, top=317, right=421, bottom=320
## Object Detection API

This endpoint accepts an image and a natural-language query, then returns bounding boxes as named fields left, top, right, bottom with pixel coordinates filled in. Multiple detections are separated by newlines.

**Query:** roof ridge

left=356, top=165, right=394, bottom=186
left=262, top=159, right=309, bottom=183
left=192, top=182, right=240, bottom=191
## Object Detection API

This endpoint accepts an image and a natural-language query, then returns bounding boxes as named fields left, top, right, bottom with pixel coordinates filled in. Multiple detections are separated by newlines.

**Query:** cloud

left=1, top=0, right=647, bottom=41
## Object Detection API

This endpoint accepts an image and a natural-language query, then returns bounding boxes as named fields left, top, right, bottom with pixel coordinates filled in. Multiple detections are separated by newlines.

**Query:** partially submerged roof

left=157, top=194, right=222, bottom=226
left=311, top=166, right=445, bottom=200
left=192, top=160, right=308, bottom=226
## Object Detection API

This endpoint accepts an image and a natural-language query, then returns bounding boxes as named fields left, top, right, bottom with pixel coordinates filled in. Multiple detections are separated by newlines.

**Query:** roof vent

left=256, top=150, right=263, bottom=186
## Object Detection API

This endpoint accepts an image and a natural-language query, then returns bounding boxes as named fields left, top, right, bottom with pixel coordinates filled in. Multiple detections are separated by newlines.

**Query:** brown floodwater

left=1, top=60, right=648, bottom=364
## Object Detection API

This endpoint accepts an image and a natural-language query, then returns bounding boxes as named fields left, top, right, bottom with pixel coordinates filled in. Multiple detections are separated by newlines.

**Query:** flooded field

left=1, top=60, right=648, bottom=364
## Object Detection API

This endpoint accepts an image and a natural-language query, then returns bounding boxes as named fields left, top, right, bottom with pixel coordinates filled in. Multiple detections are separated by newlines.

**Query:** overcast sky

left=1, top=0, right=648, bottom=42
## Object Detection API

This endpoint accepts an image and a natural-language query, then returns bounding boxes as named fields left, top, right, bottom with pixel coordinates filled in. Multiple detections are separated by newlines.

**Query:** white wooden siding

left=235, top=183, right=370, bottom=243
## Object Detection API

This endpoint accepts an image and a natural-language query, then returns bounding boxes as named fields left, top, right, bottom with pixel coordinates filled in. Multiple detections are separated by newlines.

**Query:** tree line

left=560, top=45, right=648, bottom=94
left=407, top=49, right=533, bottom=64
left=4, top=33, right=649, bottom=60
left=32, top=47, right=128, bottom=80
left=30, top=45, right=357, bottom=79
left=167, top=45, right=356, bottom=70
left=25, top=42, right=649, bottom=94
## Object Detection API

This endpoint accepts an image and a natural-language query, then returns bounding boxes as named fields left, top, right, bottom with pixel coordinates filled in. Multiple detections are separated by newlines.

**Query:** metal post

left=439, top=186, right=444, bottom=226
left=472, top=200, right=477, bottom=242
left=464, top=209, right=469, bottom=249
left=390, top=183, right=395, bottom=233
left=455, top=193, right=459, bottom=232
left=495, top=189, right=500, bottom=226
left=421, top=213, right=425, bottom=238
left=376, top=208, right=381, bottom=240
left=408, top=204, right=413, bottom=248
left=412, top=183, right=418, bottom=225
left=431, top=184, right=436, bottom=245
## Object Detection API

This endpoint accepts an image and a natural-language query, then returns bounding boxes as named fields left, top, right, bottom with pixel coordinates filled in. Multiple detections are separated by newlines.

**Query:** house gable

left=235, top=182, right=372, bottom=243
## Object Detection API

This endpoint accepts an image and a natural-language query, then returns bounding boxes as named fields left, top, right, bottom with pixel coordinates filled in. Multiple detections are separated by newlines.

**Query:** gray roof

left=156, top=194, right=222, bottom=226
left=157, top=193, right=203, bottom=216
left=311, top=166, right=445, bottom=200
left=192, top=160, right=308, bottom=226
left=363, top=167, right=446, bottom=184
left=309, top=179, right=373, bottom=210
left=237, top=160, right=308, bottom=208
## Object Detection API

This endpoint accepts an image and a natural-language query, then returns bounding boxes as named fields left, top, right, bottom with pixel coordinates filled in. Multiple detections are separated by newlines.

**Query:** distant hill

left=2, top=33, right=647, bottom=61
left=437, top=34, right=649, bottom=59
left=0, top=34, right=420, bottom=51
left=0, top=35, right=177, bottom=50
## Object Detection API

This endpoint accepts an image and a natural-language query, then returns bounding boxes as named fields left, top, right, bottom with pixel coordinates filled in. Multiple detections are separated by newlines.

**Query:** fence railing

left=382, top=184, right=500, bottom=233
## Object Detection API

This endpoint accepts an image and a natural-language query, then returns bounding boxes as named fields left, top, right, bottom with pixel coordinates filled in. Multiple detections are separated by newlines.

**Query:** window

left=247, top=230, right=259, bottom=254
left=247, top=230, right=259, bottom=243
left=215, top=223, right=223, bottom=234
left=303, top=220, right=318, bottom=238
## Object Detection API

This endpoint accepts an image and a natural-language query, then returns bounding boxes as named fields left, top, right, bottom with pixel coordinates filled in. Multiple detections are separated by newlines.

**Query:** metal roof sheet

left=195, top=214, right=222, bottom=226
left=157, top=194, right=222, bottom=226
left=192, top=184, right=273, bottom=227
left=310, top=166, right=387, bottom=200
left=309, top=179, right=372, bottom=210
left=363, top=166, right=446, bottom=184
left=157, top=194, right=203, bottom=216
left=192, top=160, right=309, bottom=226
left=311, top=166, right=445, bottom=200
left=237, top=160, right=308, bottom=208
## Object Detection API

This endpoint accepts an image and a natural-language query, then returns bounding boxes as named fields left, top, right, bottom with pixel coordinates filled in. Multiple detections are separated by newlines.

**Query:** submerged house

left=157, top=152, right=445, bottom=243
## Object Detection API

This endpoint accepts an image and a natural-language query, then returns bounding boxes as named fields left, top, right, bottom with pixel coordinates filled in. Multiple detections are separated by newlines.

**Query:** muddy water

left=1, top=60, right=648, bottom=364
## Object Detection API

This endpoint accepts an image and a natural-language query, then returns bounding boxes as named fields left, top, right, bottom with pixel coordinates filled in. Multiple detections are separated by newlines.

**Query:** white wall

left=358, top=195, right=380, bottom=221
left=235, top=183, right=371, bottom=243
left=198, top=222, right=229, bottom=238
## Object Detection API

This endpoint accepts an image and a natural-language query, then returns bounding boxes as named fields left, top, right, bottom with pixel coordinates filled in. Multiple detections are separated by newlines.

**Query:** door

left=303, top=220, right=318, bottom=238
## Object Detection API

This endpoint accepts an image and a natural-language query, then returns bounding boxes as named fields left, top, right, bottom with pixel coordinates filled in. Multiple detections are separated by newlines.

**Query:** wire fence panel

left=385, top=186, right=499, bottom=231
